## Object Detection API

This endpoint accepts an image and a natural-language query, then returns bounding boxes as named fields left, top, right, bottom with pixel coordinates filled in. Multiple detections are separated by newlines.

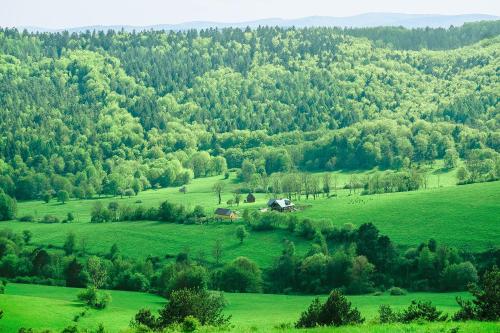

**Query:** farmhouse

left=245, top=193, right=256, bottom=203
left=214, top=208, right=238, bottom=221
left=267, top=198, right=295, bottom=212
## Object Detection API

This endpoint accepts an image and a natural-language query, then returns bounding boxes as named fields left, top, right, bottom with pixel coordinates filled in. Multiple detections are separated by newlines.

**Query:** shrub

left=182, top=315, right=200, bottom=332
left=297, top=219, right=316, bottom=239
left=77, top=287, right=111, bottom=309
left=378, top=304, right=398, bottom=323
left=388, top=286, right=407, bottom=296
left=235, top=225, right=249, bottom=244
left=91, top=202, right=112, bottom=223
left=42, top=215, right=60, bottom=223
left=296, top=289, right=364, bottom=328
left=158, top=288, right=230, bottom=327
left=18, top=215, right=34, bottom=222
left=399, top=300, right=448, bottom=323
left=0, top=280, right=6, bottom=294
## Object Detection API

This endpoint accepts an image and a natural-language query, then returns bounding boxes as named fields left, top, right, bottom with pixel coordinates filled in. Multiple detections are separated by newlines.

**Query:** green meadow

left=1, top=283, right=492, bottom=333
left=4, top=168, right=499, bottom=266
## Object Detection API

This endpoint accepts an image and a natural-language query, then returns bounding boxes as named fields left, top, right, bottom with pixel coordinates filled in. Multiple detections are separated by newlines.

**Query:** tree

left=240, top=159, right=256, bottom=182
left=456, top=166, right=469, bottom=183
left=212, top=239, right=223, bottom=265
left=65, top=258, right=86, bottom=287
left=0, top=192, right=16, bottom=221
left=441, top=262, right=478, bottom=291
left=212, top=181, right=225, bottom=205
left=235, top=226, right=249, bottom=244
left=87, top=256, right=107, bottom=289
left=444, top=148, right=459, bottom=169
left=133, top=288, right=230, bottom=329
left=212, top=257, right=262, bottom=293
left=453, top=266, right=500, bottom=321
left=63, top=232, right=76, bottom=255
left=296, top=290, right=364, bottom=328
left=322, top=173, right=331, bottom=196
left=42, top=191, right=52, bottom=203
left=22, top=230, right=32, bottom=244
left=124, top=188, right=135, bottom=198
left=57, top=190, right=69, bottom=204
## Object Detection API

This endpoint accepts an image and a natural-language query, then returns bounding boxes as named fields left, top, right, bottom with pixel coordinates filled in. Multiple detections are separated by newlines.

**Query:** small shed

left=214, top=208, right=237, bottom=221
left=246, top=193, right=256, bottom=203
left=267, top=198, right=295, bottom=212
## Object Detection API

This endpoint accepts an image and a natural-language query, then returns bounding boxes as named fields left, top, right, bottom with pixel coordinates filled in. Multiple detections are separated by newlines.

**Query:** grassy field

left=3, top=169, right=498, bottom=266
left=1, top=283, right=493, bottom=333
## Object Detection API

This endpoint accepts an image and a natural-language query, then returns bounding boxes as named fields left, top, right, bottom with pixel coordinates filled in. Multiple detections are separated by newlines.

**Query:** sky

left=1, top=0, right=499, bottom=29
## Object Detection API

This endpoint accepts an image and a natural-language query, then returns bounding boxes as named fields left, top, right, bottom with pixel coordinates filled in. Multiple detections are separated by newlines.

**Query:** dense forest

left=0, top=21, right=499, bottom=201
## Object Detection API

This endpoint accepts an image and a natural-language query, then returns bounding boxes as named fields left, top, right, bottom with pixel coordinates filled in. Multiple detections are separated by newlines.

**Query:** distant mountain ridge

left=17, top=13, right=499, bottom=33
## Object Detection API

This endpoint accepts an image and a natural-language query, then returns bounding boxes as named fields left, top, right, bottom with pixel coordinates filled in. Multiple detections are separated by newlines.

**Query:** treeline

left=1, top=218, right=498, bottom=298
left=342, top=20, right=500, bottom=50
left=0, top=25, right=499, bottom=201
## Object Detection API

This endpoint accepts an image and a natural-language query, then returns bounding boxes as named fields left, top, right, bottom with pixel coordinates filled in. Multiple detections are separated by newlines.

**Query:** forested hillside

left=0, top=21, right=499, bottom=200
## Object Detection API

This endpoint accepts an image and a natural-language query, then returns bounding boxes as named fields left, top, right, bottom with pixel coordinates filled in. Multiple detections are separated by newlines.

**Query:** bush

left=0, top=280, right=6, bottom=294
left=388, top=286, right=407, bottom=296
left=41, top=215, right=60, bottom=223
left=399, top=300, right=448, bottom=323
left=378, top=304, right=398, bottom=323
left=155, top=288, right=229, bottom=327
left=182, top=315, right=200, bottom=332
left=297, top=219, right=316, bottom=239
left=77, top=287, right=111, bottom=309
left=296, top=289, right=364, bottom=328
left=18, top=215, right=34, bottom=222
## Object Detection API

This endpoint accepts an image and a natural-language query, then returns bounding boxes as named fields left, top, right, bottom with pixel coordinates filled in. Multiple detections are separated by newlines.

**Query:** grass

left=1, top=283, right=493, bottom=333
left=294, top=181, right=500, bottom=251
left=3, top=170, right=498, bottom=267
left=0, top=220, right=310, bottom=267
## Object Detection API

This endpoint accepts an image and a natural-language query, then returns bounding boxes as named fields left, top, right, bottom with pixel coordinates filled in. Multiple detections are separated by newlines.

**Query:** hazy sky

left=1, top=0, right=499, bottom=29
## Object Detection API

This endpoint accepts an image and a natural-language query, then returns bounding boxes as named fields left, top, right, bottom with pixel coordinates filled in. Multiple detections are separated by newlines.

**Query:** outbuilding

left=246, top=193, right=256, bottom=203
left=214, top=208, right=237, bottom=221
left=267, top=198, right=295, bottom=212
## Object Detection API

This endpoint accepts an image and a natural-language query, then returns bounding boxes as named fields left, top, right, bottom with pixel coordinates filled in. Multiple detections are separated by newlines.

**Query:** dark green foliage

left=133, top=288, right=230, bottom=329
left=211, top=257, right=262, bottom=293
left=63, top=232, right=76, bottom=255
left=388, top=287, right=407, bottom=296
left=399, top=300, right=448, bottom=323
left=296, top=290, right=364, bottom=328
left=440, top=262, right=478, bottom=291
left=235, top=225, right=248, bottom=243
left=453, top=266, right=500, bottom=321
left=0, top=192, right=16, bottom=221
left=22, top=230, right=32, bottom=244
left=378, top=304, right=398, bottom=323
